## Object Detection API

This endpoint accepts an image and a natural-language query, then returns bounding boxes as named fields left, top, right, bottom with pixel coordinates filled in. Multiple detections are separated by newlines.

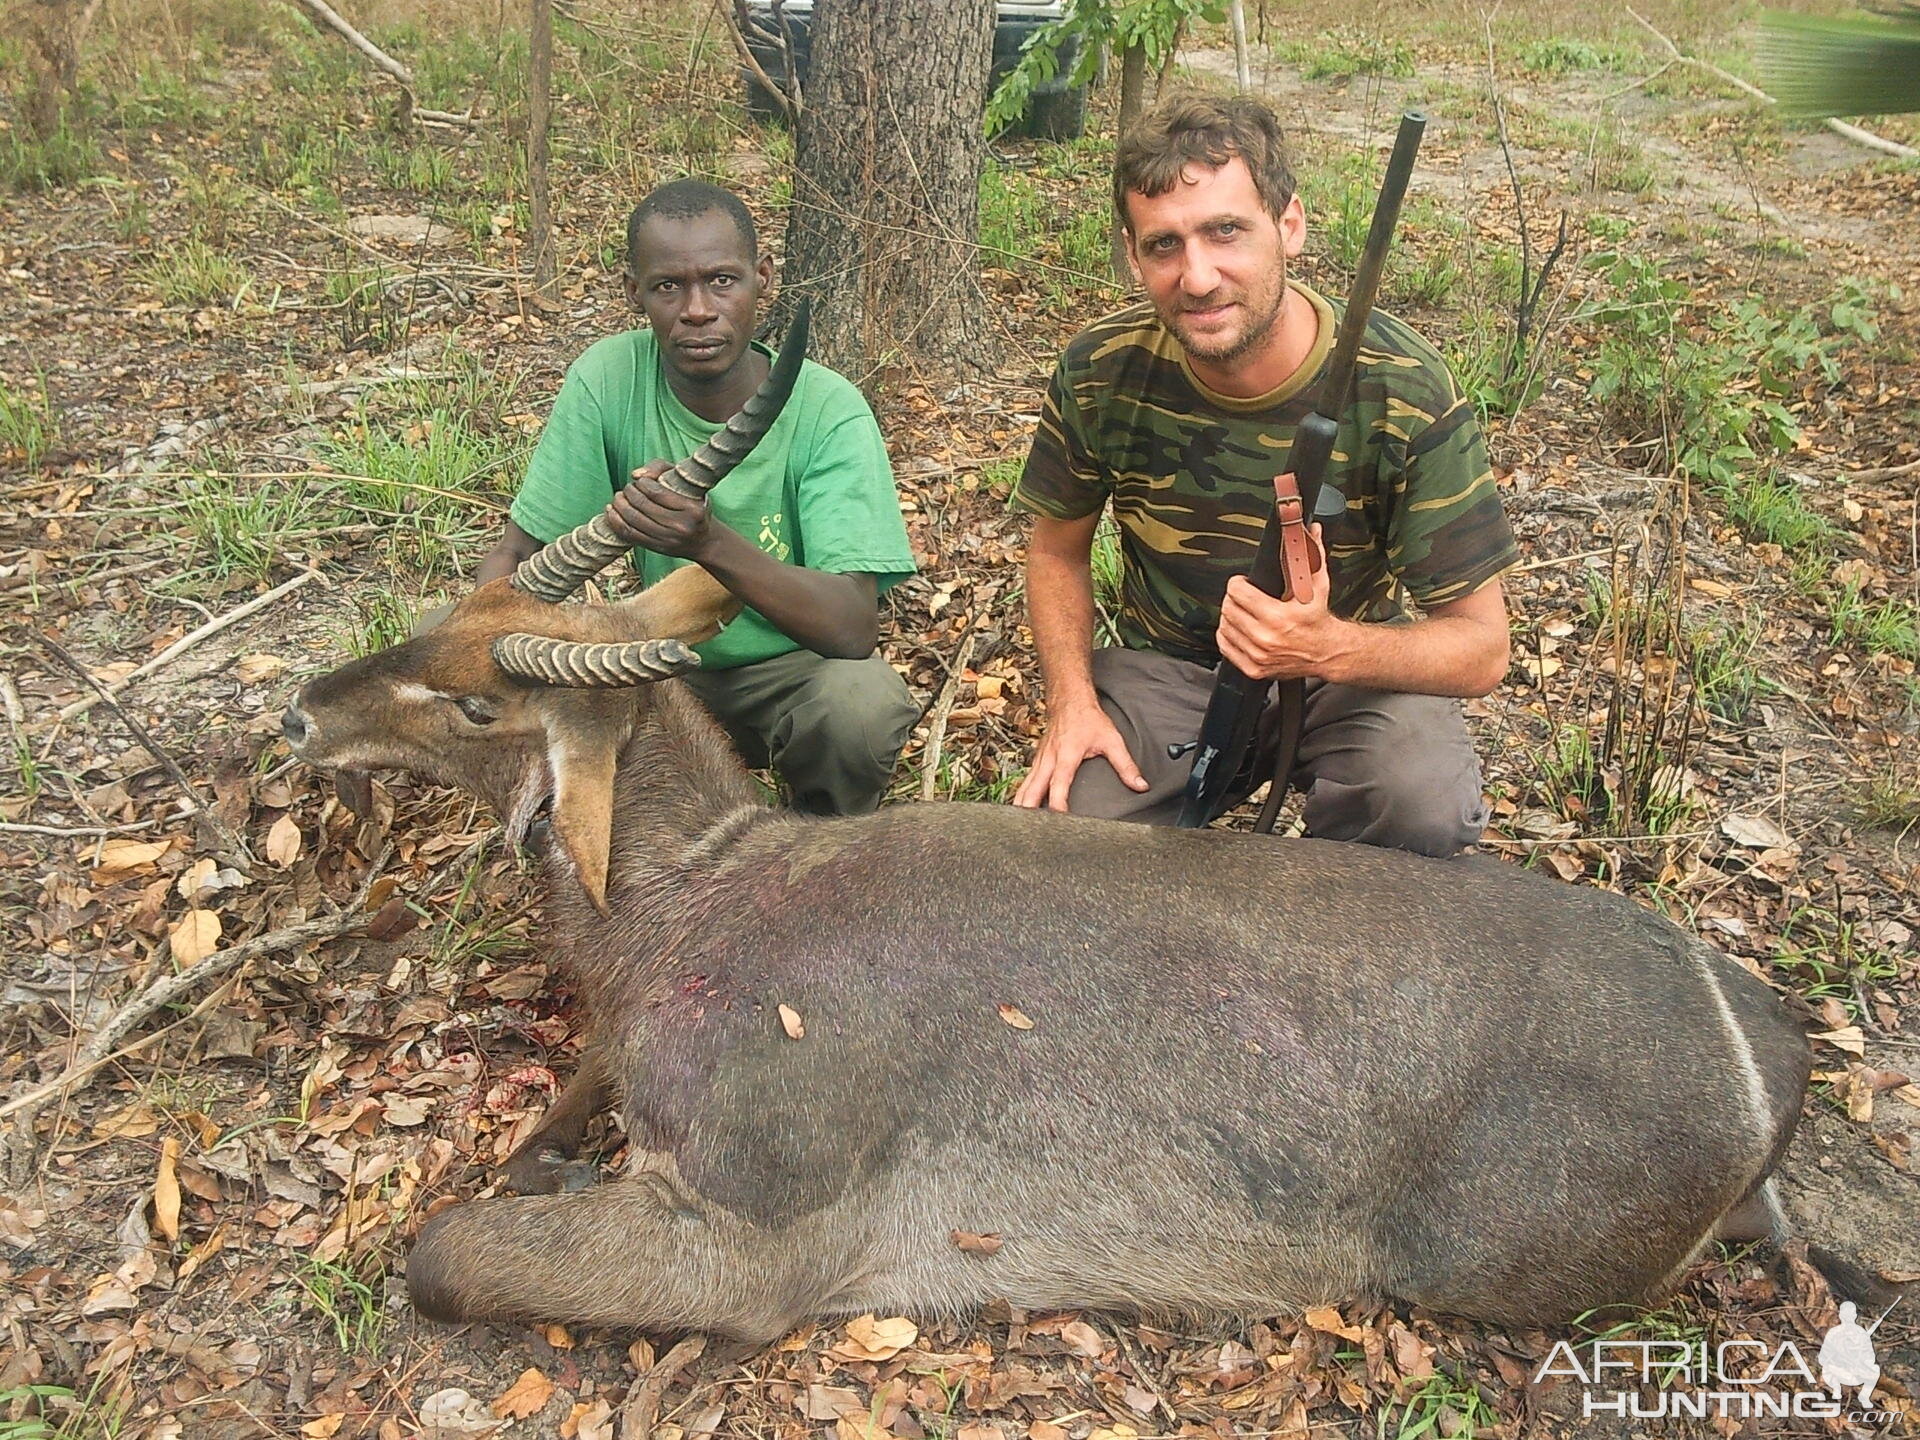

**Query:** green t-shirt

left=510, top=329, right=916, bottom=669
left=1013, top=284, right=1519, bottom=667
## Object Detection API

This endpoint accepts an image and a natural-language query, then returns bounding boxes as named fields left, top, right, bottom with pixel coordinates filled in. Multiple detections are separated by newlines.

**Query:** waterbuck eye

left=454, top=696, right=498, bottom=727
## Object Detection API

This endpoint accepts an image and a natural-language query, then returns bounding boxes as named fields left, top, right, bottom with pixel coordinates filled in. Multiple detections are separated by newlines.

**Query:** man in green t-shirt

left=474, top=179, right=919, bottom=816
left=1011, top=94, right=1518, bottom=856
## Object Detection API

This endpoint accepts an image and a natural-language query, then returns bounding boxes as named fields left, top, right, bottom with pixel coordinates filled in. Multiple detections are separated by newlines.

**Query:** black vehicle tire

left=742, top=69, right=791, bottom=125
left=1021, top=81, right=1088, bottom=141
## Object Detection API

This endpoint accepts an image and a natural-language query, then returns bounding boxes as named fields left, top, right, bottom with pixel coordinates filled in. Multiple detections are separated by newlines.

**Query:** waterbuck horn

left=511, top=301, right=813, bottom=603
left=492, top=635, right=702, bottom=688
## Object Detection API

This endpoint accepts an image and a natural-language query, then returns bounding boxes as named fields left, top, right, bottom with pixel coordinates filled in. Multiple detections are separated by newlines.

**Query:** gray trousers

left=1066, top=648, right=1488, bottom=856
left=683, top=648, right=918, bottom=816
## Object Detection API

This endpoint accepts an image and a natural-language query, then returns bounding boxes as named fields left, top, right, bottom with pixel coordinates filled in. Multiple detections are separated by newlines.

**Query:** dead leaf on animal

left=997, top=1003, right=1034, bottom=1030
left=778, top=1003, right=805, bottom=1039
left=492, top=1367, right=555, bottom=1419
left=169, top=909, right=221, bottom=966
left=951, top=1228, right=1004, bottom=1258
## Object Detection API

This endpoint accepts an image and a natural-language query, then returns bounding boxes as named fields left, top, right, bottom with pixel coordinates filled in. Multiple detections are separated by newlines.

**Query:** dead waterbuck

left=282, top=325, right=1809, bottom=1344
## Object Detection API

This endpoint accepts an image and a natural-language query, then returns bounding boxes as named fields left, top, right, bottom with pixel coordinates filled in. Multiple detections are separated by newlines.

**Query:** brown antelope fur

left=285, top=566, right=1810, bottom=1344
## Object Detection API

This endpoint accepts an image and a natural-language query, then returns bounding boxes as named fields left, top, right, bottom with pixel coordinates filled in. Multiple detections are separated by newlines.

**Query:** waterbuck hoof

left=502, top=1146, right=599, bottom=1196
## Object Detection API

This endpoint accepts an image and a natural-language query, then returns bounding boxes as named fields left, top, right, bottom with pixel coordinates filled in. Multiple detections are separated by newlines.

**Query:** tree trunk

left=527, top=0, right=556, bottom=300
left=1110, top=39, right=1149, bottom=278
left=1230, top=0, right=1250, bottom=91
left=782, top=0, right=996, bottom=387
left=14, top=0, right=102, bottom=139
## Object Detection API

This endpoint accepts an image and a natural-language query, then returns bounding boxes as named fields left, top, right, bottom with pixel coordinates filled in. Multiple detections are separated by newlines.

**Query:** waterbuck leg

left=501, top=1047, right=611, bottom=1195
left=405, top=1172, right=815, bottom=1344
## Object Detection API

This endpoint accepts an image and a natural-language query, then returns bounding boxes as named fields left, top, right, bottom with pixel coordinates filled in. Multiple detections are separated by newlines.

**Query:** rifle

left=1174, top=112, right=1428, bottom=831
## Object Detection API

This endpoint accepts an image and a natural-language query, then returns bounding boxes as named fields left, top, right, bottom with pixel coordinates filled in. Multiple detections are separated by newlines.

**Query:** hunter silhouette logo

left=1535, top=1301, right=1899, bottom=1422
left=1817, top=1302, right=1883, bottom=1407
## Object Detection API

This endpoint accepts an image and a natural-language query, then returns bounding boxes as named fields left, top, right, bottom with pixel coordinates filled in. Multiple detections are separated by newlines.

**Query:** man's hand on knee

left=1013, top=701, right=1149, bottom=813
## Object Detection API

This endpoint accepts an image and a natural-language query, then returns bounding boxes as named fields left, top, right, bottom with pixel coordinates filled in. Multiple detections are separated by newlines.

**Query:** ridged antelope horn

left=511, top=300, right=813, bottom=602
left=492, top=635, right=703, bottom=688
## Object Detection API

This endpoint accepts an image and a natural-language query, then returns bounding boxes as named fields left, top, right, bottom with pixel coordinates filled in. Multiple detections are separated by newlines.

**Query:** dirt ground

left=1, top=3, right=1917, bottom=1438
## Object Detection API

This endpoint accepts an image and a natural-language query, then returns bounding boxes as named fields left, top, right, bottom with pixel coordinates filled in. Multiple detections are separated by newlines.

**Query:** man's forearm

left=693, top=524, right=877, bottom=659
left=1026, top=549, right=1101, bottom=712
left=475, top=520, right=544, bottom=584
left=1318, top=613, right=1508, bottom=697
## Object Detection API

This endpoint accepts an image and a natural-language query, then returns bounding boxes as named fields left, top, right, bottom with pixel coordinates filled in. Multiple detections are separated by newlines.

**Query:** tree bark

left=1110, top=39, right=1149, bottom=278
left=1230, top=0, right=1250, bottom=91
left=781, top=0, right=996, bottom=387
left=13, top=0, right=102, bottom=139
left=527, top=0, right=556, bottom=299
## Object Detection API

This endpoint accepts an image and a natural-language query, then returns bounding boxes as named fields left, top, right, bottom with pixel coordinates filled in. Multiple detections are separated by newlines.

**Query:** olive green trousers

left=1064, top=647, right=1489, bottom=857
left=683, top=648, right=919, bottom=817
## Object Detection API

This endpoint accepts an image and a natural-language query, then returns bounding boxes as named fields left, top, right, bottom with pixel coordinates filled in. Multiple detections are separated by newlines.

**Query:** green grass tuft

left=138, top=239, right=252, bottom=307
left=1277, top=26, right=1416, bottom=81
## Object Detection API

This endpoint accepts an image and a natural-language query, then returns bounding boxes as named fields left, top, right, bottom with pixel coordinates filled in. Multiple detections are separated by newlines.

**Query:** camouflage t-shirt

left=1012, top=283, right=1519, bottom=666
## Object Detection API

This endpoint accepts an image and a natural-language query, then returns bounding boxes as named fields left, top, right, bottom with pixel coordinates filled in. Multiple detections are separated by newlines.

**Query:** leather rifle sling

left=1252, top=473, right=1322, bottom=835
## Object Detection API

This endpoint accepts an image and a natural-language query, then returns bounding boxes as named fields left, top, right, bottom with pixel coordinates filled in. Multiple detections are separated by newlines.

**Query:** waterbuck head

left=283, top=306, right=809, bottom=912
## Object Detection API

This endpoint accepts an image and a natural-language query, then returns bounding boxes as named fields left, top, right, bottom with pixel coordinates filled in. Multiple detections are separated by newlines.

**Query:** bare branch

left=919, top=631, right=978, bottom=802
left=1, top=847, right=391, bottom=1182
left=722, top=0, right=802, bottom=120
left=283, top=0, right=477, bottom=128
left=56, top=569, right=324, bottom=723
left=38, top=634, right=255, bottom=868
left=1625, top=5, right=1916, bottom=160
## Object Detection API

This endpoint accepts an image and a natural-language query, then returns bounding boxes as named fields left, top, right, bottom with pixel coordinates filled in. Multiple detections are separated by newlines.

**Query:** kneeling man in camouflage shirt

left=1011, top=93, right=1518, bottom=856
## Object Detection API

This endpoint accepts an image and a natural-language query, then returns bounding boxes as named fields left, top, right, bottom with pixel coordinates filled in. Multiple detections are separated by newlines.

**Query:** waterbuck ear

left=618, top=564, right=743, bottom=646
left=531, top=692, right=630, bottom=916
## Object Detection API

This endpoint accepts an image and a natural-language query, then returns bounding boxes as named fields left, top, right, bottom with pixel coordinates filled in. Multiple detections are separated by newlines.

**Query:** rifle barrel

left=1311, top=112, right=1427, bottom=427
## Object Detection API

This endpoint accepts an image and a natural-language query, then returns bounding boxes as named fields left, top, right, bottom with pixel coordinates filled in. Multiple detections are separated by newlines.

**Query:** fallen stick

left=57, top=569, right=323, bottom=722
left=620, top=1335, right=706, bottom=1440
left=1, top=846, right=390, bottom=1183
left=1844, top=457, right=1920, bottom=483
left=1625, top=7, right=1917, bottom=160
left=0, top=820, right=166, bottom=838
left=0, top=555, right=168, bottom=595
left=40, top=635, right=254, bottom=868
left=919, top=631, right=978, bottom=802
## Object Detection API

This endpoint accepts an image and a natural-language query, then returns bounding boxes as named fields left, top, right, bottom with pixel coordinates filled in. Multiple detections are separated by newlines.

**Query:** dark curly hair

left=1114, top=92, right=1297, bottom=231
